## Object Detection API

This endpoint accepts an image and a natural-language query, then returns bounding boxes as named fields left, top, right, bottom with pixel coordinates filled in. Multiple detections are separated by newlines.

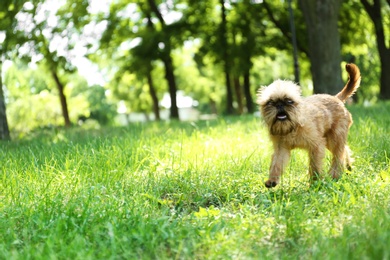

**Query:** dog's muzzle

left=276, top=111, right=288, bottom=121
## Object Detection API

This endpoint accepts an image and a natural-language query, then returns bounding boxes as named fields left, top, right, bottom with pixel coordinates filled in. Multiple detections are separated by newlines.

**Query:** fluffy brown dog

left=257, top=64, right=361, bottom=188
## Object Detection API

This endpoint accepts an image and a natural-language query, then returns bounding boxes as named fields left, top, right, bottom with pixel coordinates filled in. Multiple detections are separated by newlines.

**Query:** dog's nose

left=276, top=103, right=284, bottom=111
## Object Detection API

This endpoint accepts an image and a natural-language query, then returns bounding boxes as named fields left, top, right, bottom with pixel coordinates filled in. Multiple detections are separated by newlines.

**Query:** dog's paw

left=265, top=180, right=278, bottom=188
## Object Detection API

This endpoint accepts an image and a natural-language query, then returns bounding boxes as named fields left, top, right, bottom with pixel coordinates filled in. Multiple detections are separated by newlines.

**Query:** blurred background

left=0, top=0, right=389, bottom=138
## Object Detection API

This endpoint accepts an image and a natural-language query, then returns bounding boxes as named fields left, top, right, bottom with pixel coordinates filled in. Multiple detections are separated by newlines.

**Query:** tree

left=95, top=2, right=160, bottom=120
left=220, top=0, right=235, bottom=115
left=96, top=1, right=186, bottom=120
left=360, top=0, right=390, bottom=99
left=288, top=0, right=300, bottom=84
left=130, top=5, right=164, bottom=120
left=5, top=62, right=93, bottom=132
left=194, top=0, right=268, bottom=114
left=21, top=0, right=85, bottom=127
left=262, top=0, right=309, bottom=68
left=0, top=0, right=29, bottom=140
left=0, top=57, right=10, bottom=140
left=265, top=0, right=383, bottom=100
left=238, top=3, right=256, bottom=114
left=229, top=0, right=268, bottom=113
left=298, top=0, right=344, bottom=94
left=147, top=0, right=180, bottom=119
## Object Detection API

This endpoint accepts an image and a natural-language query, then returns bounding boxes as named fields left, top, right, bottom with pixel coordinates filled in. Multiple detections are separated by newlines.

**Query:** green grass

left=1, top=103, right=390, bottom=259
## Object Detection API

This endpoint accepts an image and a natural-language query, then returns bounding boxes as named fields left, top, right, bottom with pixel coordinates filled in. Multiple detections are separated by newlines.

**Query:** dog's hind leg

left=345, top=145, right=353, bottom=171
left=328, top=139, right=348, bottom=179
left=326, top=126, right=351, bottom=179
left=308, top=143, right=326, bottom=182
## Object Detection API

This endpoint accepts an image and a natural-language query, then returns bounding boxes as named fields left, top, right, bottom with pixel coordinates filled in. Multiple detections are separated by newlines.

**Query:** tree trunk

left=0, top=62, right=10, bottom=140
left=162, top=54, right=179, bottom=119
left=233, top=77, right=244, bottom=114
left=379, top=56, right=390, bottom=99
left=209, top=98, right=218, bottom=114
left=243, top=72, right=254, bottom=113
left=360, top=0, right=390, bottom=99
left=148, top=0, right=179, bottom=119
left=220, top=0, right=234, bottom=115
left=299, top=0, right=343, bottom=94
left=146, top=69, right=160, bottom=121
left=51, top=70, right=71, bottom=127
left=145, top=14, right=161, bottom=120
left=240, top=7, right=255, bottom=114
left=224, top=70, right=234, bottom=115
left=288, top=0, right=300, bottom=85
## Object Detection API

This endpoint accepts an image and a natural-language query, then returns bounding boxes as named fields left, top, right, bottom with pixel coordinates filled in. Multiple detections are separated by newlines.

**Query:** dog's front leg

left=265, top=147, right=290, bottom=188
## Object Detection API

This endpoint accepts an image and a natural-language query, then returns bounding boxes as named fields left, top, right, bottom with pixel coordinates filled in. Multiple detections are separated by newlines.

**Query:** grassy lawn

left=1, top=103, right=390, bottom=259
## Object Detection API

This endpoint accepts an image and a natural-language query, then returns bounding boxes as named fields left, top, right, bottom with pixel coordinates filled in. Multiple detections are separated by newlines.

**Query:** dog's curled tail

left=336, top=63, right=361, bottom=102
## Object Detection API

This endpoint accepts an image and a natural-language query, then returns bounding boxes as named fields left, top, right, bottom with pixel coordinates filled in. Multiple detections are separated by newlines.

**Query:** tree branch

left=263, top=0, right=309, bottom=57
left=147, top=0, right=166, bottom=26
left=360, top=0, right=375, bottom=20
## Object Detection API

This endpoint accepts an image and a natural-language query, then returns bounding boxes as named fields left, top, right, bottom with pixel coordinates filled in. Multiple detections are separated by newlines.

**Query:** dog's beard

left=261, top=103, right=300, bottom=136
left=270, top=117, right=298, bottom=136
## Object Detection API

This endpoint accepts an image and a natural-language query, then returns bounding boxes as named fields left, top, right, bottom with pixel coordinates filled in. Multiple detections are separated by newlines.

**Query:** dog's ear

left=256, top=85, right=269, bottom=106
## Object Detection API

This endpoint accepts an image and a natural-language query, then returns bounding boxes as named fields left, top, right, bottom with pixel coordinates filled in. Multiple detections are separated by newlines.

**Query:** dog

left=257, top=63, right=361, bottom=188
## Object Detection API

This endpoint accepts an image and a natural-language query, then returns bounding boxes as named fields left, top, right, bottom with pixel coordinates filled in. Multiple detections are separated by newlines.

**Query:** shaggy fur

left=257, top=64, right=361, bottom=188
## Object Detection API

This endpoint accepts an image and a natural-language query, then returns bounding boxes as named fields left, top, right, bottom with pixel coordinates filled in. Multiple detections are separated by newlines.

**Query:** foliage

left=1, top=0, right=389, bottom=136
left=0, top=0, right=31, bottom=60
left=1, top=103, right=390, bottom=258
left=339, top=0, right=383, bottom=102
left=5, top=62, right=115, bottom=133
left=174, top=46, right=225, bottom=113
left=79, top=85, right=117, bottom=125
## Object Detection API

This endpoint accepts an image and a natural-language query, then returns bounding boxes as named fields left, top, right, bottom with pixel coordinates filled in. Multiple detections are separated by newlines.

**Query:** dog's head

left=257, top=80, right=302, bottom=136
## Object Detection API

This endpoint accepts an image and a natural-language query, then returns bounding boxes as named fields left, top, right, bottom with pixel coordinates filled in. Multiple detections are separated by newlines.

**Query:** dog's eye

left=285, top=99, right=294, bottom=105
left=266, top=100, right=275, bottom=106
